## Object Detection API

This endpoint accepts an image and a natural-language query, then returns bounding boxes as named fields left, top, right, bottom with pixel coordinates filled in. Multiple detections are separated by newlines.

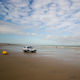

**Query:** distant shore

left=0, top=43, right=80, bottom=49
left=0, top=43, right=23, bottom=46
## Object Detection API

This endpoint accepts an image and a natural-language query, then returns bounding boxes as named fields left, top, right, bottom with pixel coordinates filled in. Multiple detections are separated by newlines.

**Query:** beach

left=0, top=45, right=80, bottom=80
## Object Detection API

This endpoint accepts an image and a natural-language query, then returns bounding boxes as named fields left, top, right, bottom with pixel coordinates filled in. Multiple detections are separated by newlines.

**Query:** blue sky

left=0, top=0, right=80, bottom=45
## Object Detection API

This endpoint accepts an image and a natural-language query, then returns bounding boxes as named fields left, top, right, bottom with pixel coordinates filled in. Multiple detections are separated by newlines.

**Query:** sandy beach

left=0, top=45, right=80, bottom=80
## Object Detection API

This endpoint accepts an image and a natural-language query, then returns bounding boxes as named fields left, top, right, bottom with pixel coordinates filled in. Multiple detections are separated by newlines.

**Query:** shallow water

left=0, top=45, right=80, bottom=65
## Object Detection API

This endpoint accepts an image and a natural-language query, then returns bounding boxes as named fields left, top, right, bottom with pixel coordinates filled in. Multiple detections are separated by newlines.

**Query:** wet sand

left=0, top=47, right=80, bottom=80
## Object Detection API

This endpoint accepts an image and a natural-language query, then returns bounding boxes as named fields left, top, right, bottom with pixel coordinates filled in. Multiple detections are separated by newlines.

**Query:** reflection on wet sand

left=0, top=45, right=80, bottom=80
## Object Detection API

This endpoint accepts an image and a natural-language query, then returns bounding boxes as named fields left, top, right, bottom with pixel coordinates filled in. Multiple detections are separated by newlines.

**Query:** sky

left=0, top=0, right=80, bottom=45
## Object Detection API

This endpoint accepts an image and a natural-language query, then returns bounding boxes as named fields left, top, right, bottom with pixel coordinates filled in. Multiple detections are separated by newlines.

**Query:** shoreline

left=0, top=44, right=80, bottom=49
left=0, top=47, right=80, bottom=80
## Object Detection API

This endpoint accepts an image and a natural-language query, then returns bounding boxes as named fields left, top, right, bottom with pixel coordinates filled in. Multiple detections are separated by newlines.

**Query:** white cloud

left=0, top=20, right=38, bottom=36
left=45, top=35, right=53, bottom=40
left=41, top=35, right=53, bottom=40
left=74, top=11, right=80, bottom=18
left=55, top=35, right=80, bottom=44
left=71, top=0, right=80, bottom=10
left=38, top=26, right=45, bottom=29
left=32, top=33, right=38, bottom=36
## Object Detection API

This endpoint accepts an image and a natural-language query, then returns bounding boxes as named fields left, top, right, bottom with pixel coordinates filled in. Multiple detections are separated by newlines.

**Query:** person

left=29, top=45, right=32, bottom=48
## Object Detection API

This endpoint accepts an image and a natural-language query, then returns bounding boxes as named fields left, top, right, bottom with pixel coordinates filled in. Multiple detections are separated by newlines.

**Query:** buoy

left=2, top=51, right=8, bottom=55
left=75, top=49, right=77, bottom=51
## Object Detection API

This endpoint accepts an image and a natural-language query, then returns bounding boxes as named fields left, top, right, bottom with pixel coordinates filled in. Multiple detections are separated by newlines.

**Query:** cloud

left=0, top=0, right=30, bottom=24
left=32, top=33, right=38, bottom=36
left=0, top=20, right=19, bottom=34
left=55, top=35, right=80, bottom=44
left=0, top=20, right=38, bottom=36
left=41, top=35, right=53, bottom=40
left=45, top=35, right=53, bottom=40
left=1, top=0, right=80, bottom=28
